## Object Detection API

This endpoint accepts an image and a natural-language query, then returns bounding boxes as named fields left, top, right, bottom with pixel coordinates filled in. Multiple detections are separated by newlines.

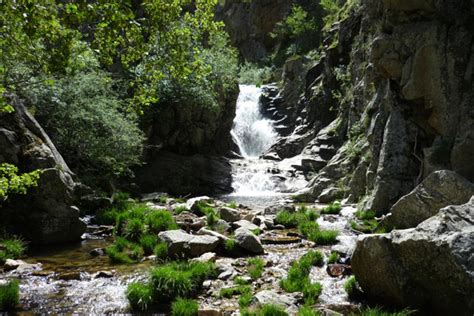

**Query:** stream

left=3, top=84, right=358, bottom=314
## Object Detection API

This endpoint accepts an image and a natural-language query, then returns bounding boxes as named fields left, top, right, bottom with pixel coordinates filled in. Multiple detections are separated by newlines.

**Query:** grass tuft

left=247, top=258, right=265, bottom=279
left=126, top=282, right=153, bottom=311
left=0, top=279, right=20, bottom=311
left=320, top=201, right=342, bottom=215
left=171, top=298, right=199, bottom=316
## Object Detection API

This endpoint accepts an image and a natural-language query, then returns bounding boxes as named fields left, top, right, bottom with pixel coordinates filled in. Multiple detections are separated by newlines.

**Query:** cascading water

left=230, top=85, right=279, bottom=196
left=231, top=85, right=277, bottom=158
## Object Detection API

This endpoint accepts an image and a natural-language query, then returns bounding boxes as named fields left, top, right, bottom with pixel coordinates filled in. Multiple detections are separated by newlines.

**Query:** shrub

left=0, top=279, right=19, bottom=311
left=344, top=276, right=361, bottom=300
left=146, top=210, right=177, bottom=234
left=126, top=282, right=153, bottom=311
left=139, top=234, right=157, bottom=256
left=320, top=201, right=342, bottom=215
left=327, top=252, right=340, bottom=264
left=247, top=258, right=265, bottom=280
left=171, top=298, right=199, bottom=316
left=239, top=62, right=273, bottom=86
left=26, top=70, right=145, bottom=189
left=310, top=230, right=339, bottom=245
left=154, top=242, right=169, bottom=261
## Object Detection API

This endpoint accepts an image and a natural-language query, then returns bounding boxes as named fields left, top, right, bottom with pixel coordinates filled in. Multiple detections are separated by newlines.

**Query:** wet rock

left=57, top=271, right=82, bottom=281
left=234, top=228, right=264, bottom=255
left=232, top=220, right=259, bottom=231
left=80, top=195, right=112, bottom=213
left=384, top=170, right=474, bottom=229
left=94, top=271, right=114, bottom=278
left=187, top=196, right=214, bottom=213
left=243, top=213, right=256, bottom=223
left=3, top=259, right=42, bottom=273
left=197, top=227, right=230, bottom=244
left=253, top=290, right=298, bottom=314
left=191, top=252, right=217, bottom=263
left=331, top=235, right=357, bottom=257
left=158, top=230, right=219, bottom=258
left=352, top=197, right=474, bottom=315
left=89, top=248, right=105, bottom=257
left=264, top=203, right=295, bottom=215
left=326, top=264, right=351, bottom=277
left=218, top=206, right=241, bottom=222
left=318, top=187, right=344, bottom=203
left=213, top=219, right=231, bottom=233
left=260, top=235, right=301, bottom=245
left=198, top=308, right=222, bottom=316
left=175, top=212, right=206, bottom=231
left=218, top=268, right=236, bottom=280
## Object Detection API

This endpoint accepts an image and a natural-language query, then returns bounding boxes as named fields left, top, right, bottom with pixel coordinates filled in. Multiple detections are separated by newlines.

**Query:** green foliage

left=275, top=211, right=307, bottom=228
left=255, top=304, right=289, bottom=316
left=239, top=63, right=273, bottom=86
left=238, top=291, right=253, bottom=308
left=0, top=279, right=19, bottom=311
left=0, top=237, right=26, bottom=264
left=174, top=206, right=189, bottom=214
left=224, top=238, right=237, bottom=255
left=298, top=306, right=321, bottom=316
left=171, top=298, right=199, bottom=316
left=321, top=201, right=342, bottom=214
left=154, top=242, right=169, bottom=261
left=126, top=282, right=153, bottom=311
left=351, top=210, right=382, bottom=234
left=298, top=222, right=320, bottom=239
left=247, top=258, right=265, bottom=280
left=26, top=70, right=144, bottom=188
left=106, top=237, right=143, bottom=264
left=280, top=251, right=323, bottom=300
left=0, top=164, right=42, bottom=202
left=355, top=210, right=376, bottom=221
left=227, top=201, right=238, bottom=209
left=251, top=228, right=262, bottom=236
left=139, top=234, right=157, bottom=256
left=124, top=218, right=145, bottom=242
left=309, top=230, right=339, bottom=245
left=327, top=252, right=340, bottom=264
left=146, top=210, right=178, bottom=234
left=206, top=208, right=219, bottom=227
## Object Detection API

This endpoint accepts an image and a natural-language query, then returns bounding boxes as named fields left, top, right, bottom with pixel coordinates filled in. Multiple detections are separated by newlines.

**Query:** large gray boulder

left=385, top=170, right=474, bottom=229
left=158, top=230, right=219, bottom=258
left=352, top=197, right=474, bottom=315
left=234, top=227, right=264, bottom=255
left=218, top=206, right=241, bottom=223
left=0, top=96, right=85, bottom=244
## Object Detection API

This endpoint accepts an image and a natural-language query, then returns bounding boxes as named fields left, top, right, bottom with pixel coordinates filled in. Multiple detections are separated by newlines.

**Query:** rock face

left=385, top=170, right=474, bottom=229
left=136, top=83, right=239, bottom=196
left=158, top=230, right=220, bottom=258
left=352, top=197, right=474, bottom=315
left=0, top=96, right=85, bottom=244
left=215, top=0, right=294, bottom=61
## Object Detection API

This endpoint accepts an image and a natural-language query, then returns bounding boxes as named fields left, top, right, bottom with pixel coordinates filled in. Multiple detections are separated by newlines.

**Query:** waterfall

left=230, top=85, right=279, bottom=196
left=231, top=85, right=277, bottom=158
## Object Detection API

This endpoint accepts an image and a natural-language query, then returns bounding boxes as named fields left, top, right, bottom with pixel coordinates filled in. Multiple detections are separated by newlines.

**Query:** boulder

left=0, top=95, right=86, bottom=244
left=186, top=196, right=214, bottom=212
left=3, top=259, right=42, bottom=273
left=158, top=230, right=219, bottom=258
left=218, top=206, right=241, bottom=222
left=234, top=228, right=264, bottom=255
left=197, top=227, right=230, bottom=244
left=232, top=220, right=260, bottom=231
left=352, top=197, right=474, bottom=315
left=385, top=170, right=474, bottom=229
left=264, top=203, right=295, bottom=215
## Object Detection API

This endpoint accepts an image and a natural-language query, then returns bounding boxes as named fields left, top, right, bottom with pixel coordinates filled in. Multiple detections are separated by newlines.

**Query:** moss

left=171, top=298, right=199, bottom=316
left=0, top=279, right=20, bottom=311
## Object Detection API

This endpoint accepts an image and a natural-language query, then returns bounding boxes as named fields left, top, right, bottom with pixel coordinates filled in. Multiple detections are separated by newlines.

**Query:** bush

left=320, top=201, right=342, bottom=215
left=247, top=258, right=265, bottom=280
left=25, top=70, right=145, bottom=189
left=171, top=298, right=199, bottom=316
left=126, top=282, right=153, bottom=311
left=327, top=252, right=340, bottom=264
left=0, top=279, right=19, bottom=311
left=238, top=62, right=274, bottom=86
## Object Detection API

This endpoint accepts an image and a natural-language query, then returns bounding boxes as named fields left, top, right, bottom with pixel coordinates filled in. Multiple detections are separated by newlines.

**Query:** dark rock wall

left=0, top=95, right=85, bottom=245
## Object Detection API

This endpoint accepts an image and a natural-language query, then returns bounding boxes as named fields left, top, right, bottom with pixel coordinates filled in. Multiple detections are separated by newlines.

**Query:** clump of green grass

left=124, top=218, right=145, bottom=242
left=274, top=210, right=307, bottom=228
left=327, top=252, right=340, bottom=264
left=220, top=285, right=251, bottom=298
left=224, top=238, right=237, bottom=254
left=171, top=298, right=199, bottom=316
left=254, top=304, right=288, bottom=316
left=195, top=201, right=215, bottom=216
left=238, top=291, right=253, bottom=308
left=355, top=210, right=376, bottom=220
left=247, top=258, right=265, bottom=279
left=309, top=230, right=339, bottom=245
left=0, top=279, right=19, bottom=311
left=205, top=208, right=219, bottom=227
left=344, top=276, right=363, bottom=300
left=251, top=228, right=262, bottom=236
left=174, top=205, right=189, bottom=214
left=227, top=201, right=238, bottom=209
left=298, top=221, right=319, bottom=238
left=106, top=237, right=143, bottom=264
left=146, top=210, right=178, bottom=234
left=154, top=242, right=169, bottom=261
left=139, top=234, right=157, bottom=255
left=0, top=237, right=26, bottom=264
left=126, top=282, right=153, bottom=311
left=158, top=195, right=168, bottom=204
left=320, top=201, right=342, bottom=215
left=303, top=282, right=323, bottom=305
left=298, top=306, right=321, bottom=316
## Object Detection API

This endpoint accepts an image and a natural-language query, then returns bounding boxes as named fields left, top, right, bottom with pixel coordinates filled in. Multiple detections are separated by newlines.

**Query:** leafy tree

left=0, top=164, right=42, bottom=202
